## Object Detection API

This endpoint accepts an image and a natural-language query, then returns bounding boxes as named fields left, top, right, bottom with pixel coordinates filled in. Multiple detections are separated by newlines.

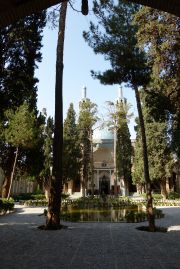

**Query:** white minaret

left=82, top=85, right=87, bottom=100
left=116, top=85, right=123, bottom=104
left=118, top=86, right=123, bottom=101
left=79, top=86, right=89, bottom=109
left=117, top=85, right=127, bottom=105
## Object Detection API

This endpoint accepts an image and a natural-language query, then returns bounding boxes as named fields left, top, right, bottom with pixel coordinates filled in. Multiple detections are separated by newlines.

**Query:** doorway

left=99, top=175, right=110, bottom=195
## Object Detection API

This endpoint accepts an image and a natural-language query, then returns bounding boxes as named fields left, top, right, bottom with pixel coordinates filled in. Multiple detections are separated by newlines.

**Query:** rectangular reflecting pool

left=61, top=205, right=144, bottom=222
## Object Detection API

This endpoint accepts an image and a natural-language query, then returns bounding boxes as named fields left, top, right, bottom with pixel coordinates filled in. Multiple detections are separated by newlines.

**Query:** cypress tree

left=78, top=99, right=98, bottom=197
left=116, top=100, right=132, bottom=195
left=63, top=103, right=81, bottom=185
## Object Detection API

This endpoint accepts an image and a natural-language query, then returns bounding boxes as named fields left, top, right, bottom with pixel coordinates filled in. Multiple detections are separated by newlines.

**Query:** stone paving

left=0, top=205, right=180, bottom=269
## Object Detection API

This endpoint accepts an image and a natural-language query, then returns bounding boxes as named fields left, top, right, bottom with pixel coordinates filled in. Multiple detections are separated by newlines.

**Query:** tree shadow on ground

left=136, top=206, right=180, bottom=233
left=136, top=226, right=167, bottom=232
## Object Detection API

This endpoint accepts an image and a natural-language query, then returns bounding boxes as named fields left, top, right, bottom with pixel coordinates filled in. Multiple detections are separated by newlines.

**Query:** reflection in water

left=61, top=206, right=143, bottom=222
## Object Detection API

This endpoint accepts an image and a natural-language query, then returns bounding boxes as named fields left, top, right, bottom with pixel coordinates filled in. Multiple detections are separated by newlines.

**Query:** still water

left=61, top=206, right=143, bottom=222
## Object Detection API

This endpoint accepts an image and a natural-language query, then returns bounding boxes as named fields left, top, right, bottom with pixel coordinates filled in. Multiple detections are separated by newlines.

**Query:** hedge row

left=21, top=196, right=180, bottom=208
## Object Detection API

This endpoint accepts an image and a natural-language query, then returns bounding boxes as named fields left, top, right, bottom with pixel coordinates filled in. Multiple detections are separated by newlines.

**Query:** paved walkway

left=0, top=205, right=180, bottom=269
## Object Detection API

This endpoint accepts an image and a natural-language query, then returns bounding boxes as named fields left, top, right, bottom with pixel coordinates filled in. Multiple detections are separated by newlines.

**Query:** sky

left=36, top=3, right=138, bottom=139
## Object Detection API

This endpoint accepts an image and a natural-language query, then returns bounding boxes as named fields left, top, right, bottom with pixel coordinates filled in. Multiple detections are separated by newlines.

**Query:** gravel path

left=0, top=205, right=180, bottom=269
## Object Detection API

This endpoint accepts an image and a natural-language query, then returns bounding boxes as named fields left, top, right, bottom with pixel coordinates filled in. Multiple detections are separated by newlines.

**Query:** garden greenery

left=0, top=198, right=14, bottom=215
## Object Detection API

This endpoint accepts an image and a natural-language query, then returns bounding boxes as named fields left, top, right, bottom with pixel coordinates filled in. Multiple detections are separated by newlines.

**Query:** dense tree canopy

left=133, top=91, right=174, bottom=196
left=0, top=12, right=46, bottom=197
left=134, top=7, right=180, bottom=157
left=0, top=11, right=46, bottom=117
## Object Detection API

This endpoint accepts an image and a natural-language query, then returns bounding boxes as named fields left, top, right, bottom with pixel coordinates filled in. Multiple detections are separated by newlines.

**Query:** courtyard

left=0, top=205, right=180, bottom=269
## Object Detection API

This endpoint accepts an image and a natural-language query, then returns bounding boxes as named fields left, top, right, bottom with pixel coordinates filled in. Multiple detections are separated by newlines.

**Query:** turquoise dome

left=93, top=127, right=114, bottom=141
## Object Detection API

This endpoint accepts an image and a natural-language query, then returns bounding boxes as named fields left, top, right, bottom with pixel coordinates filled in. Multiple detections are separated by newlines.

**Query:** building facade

left=64, top=126, right=129, bottom=197
left=88, top=127, right=128, bottom=196
left=64, top=87, right=130, bottom=197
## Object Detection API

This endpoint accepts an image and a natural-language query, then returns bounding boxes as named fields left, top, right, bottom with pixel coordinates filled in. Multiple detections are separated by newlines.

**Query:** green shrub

left=61, top=193, right=70, bottom=200
left=152, top=193, right=163, bottom=200
left=125, top=208, right=164, bottom=223
left=13, top=192, right=46, bottom=201
left=13, top=193, right=32, bottom=201
left=13, top=192, right=69, bottom=204
left=31, top=194, right=46, bottom=200
left=135, top=212, right=147, bottom=222
left=0, top=198, right=14, bottom=214
left=24, top=199, right=48, bottom=207
left=66, top=196, right=136, bottom=209
left=167, top=192, right=180, bottom=200
left=140, top=193, right=163, bottom=200
left=125, top=211, right=135, bottom=222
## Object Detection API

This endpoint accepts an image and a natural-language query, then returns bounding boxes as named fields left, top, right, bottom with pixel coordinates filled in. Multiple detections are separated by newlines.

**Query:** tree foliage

left=43, top=115, right=54, bottom=177
left=3, top=102, right=38, bottom=197
left=0, top=12, right=46, bottom=197
left=116, top=100, right=132, bottom=186
left=134, top=7, right=180, bottom=157
left=4, top=103, right=37, bottom=148
left=78, top=98, right=98, bottom=196
left=133, top=91, right=174, bottom=197
left=0, top=11, right=46, bottom=117
left=105, top=98, right=132, bottom=192
left=63, top=103, right=81, bottom=183
left=23, top=112, right=54, bottom=184
left=83, top=0, right=150, bottom=88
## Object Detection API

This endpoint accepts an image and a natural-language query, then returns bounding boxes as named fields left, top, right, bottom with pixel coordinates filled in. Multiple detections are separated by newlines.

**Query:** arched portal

left=99, top=174, right=110, bottom=195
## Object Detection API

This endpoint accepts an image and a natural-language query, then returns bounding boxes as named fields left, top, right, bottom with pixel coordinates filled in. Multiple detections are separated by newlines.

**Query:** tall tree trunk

left=160, top=178, right=167, bottom=199
left=166, top=178, right=170, bottom=194
left=82, top=161, right=88, bottom=197
left=90, top=129, right=94, bottom=196
left=81, top=179, right=86, bottom=197
left=46, top=1, right=67, bottom=229
left=7, top=147, right=19, bottom=199
left=2, top=147, right=15, bottom=198
left=81, top=130, right=91, bottom=197
left=114, top=128, right=118, bottom=195
left=81, top=149, right=86, bottom=197
left=134, top=86, right=155, bottom=232
left=2, top=176, right=11, bottom=198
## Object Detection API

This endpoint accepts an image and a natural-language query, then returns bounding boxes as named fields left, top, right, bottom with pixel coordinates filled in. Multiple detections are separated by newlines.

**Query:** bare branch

left=69, top=0, right=82, bottom=13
